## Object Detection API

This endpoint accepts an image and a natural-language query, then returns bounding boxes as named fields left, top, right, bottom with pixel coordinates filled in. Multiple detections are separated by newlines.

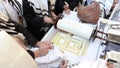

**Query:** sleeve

left=8, top=19, right=38, bottom=46
left=27, top=50, right=35, bottom=59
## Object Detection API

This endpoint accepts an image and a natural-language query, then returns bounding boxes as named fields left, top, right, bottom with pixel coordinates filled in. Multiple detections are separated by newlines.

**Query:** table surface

left=39, top=11, right=106, bottom=67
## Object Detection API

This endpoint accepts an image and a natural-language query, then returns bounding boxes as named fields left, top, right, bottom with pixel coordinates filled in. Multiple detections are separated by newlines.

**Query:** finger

left=48, top=18, right=53, bottom=23
left=41, top=41, right=52, bottom=49
left=43, top=44, right=52, bottom=49
left=63, top=60, right=68, bottom=66
left=67, top=10, right=70, bottom=14
left=61, top=60, right=68, bottom=67
left=42, top=45, right=51, bottom=49
left=50, top=20, right=54, bottom=24
left=45, top=41, right=52, bottom=44
left=44, top=41, right=52, bottom=46
left=44, top=49, right=50, bottom=54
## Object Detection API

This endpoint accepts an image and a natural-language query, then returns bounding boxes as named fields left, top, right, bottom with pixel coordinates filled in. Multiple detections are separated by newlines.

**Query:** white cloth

left=17, top=0, right=22, bottom=5
left=1, top=0, right=19, bottom=23
left=35, top=46, right=64, bottom=68
left=95, top=0, right=114, bottom=15
left=0, top=0, right=8, bottom=16
left=28, top=0, right=48, bottom=16
left=73, top=59, right=107, bottom=68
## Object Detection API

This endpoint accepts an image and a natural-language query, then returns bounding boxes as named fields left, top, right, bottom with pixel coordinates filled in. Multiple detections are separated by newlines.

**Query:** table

left=39, top=11, right=106, bottom=67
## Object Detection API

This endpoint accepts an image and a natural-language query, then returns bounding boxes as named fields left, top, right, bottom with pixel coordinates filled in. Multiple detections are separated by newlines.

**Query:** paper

left=63, top=11, right=80, bottom=22
left=57, top=18, right=94, bottom=40
left=0, top=31, right=38, bottom=68
left=51, top=32, right=89, bottom=55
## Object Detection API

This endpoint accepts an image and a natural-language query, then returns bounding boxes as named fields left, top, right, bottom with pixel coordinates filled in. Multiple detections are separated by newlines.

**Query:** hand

left=51, top=12, right=58, bottom=21
left=64, top=2, right=69, bottom=10
left=63, top=2, right=70, bottom=14
left=44, top=16, right=54, bottom=24
left=36, top=41, right=52, bottom=57
left=60, top=60, right=68, bottom=68
left=64, top=9, right=70, bottom=14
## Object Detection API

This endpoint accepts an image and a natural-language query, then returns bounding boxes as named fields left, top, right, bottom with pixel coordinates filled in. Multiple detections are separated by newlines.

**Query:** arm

left=60, top=60, right=68, bottom=68
left=23, top=0, right=53, bottom=27
left=32, top=41, right=52, bottom=58
left=8, top=19, right=52, bottom=58
left=27, top=41, right=52, bottom=59
left=8, top=19, right=38, bottom=46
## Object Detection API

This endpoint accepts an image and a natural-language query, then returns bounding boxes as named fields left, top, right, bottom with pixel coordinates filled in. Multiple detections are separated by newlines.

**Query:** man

left=0, top=0, right=51, bottom=59
left=0, top=0, right=68, bottom=67
left=22, top=0, right=54, bottom=41
left=0, top=16, right=68, bottom=67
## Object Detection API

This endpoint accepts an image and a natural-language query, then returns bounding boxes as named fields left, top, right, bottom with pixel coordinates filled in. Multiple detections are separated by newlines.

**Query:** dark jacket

left=23, top=0, right=46, bottom=40
left=23, top=0, right=44, bottom=30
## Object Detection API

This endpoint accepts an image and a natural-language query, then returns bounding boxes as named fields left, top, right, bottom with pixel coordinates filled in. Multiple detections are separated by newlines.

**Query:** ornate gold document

left=51, top=32, right=89, bottom=55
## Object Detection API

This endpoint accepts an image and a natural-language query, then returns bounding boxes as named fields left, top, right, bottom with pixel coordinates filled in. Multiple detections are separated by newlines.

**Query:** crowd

left=0, top=0, right=118, bottom=68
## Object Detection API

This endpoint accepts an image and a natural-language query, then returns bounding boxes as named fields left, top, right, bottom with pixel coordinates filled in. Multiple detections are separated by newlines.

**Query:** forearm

left=8, top=19, right=38, bottom=46
left=33, top=49, right=41, bottom=58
